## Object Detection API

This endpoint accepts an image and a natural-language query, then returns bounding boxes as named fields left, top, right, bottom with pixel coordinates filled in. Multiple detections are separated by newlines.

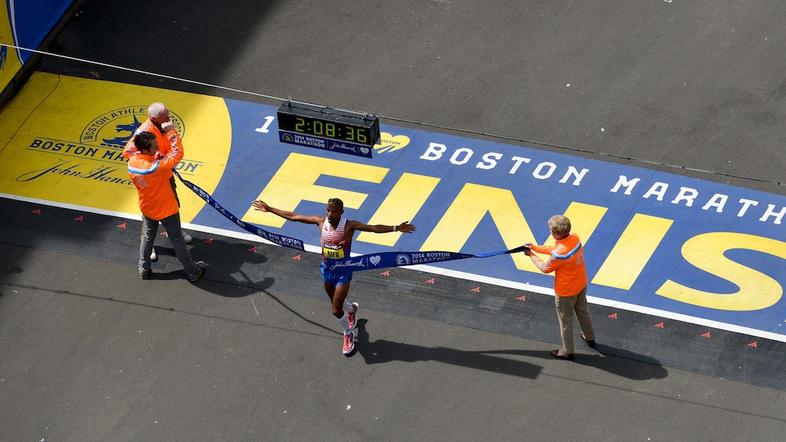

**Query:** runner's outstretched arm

left=347, top=220, right=416, bottom=234
left=251, top=200, right=322, bottom=224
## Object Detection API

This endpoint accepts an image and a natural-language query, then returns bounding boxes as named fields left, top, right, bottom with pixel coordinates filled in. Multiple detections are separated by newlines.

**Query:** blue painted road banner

left=205, top=99, right=786, bottom=341
left=1, top=74, right=784, bottom=341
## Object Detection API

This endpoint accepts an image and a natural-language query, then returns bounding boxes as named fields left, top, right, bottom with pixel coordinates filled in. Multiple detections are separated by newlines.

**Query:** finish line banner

left=325, top=247, right=528, bottom=272
left=173, top=170, right=304, bottom=251
left=175, top=168, right=526, bottom=266
left=0, top=72, right=785, bottom=341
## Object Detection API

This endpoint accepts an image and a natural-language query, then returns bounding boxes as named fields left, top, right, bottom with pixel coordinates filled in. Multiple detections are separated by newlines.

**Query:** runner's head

left=133, top=131, right=158, bottom=154
left=326, top=198, right=344, bottom=225
left=148, top=102, right=170, bottom=125
left=548, top=215, right=571, bottom=240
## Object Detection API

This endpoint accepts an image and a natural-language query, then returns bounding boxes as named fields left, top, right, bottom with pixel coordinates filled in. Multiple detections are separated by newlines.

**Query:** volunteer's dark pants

left=139, top=212, right=197, bottom=278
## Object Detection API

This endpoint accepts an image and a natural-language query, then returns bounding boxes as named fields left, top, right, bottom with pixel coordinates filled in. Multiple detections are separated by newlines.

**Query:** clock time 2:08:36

left=294, top=117, right=369, bottom=144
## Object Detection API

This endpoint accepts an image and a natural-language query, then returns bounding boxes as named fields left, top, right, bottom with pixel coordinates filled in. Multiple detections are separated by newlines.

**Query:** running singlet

left=321, top=218, right=351, bottom=261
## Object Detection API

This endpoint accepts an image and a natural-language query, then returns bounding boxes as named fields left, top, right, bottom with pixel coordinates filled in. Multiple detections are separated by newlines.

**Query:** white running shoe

left=150, top=248, right=158, bottom=262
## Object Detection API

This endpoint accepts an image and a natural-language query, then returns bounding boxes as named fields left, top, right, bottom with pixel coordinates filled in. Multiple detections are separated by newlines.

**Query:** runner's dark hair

left=327, top=198, right=344, bottom=210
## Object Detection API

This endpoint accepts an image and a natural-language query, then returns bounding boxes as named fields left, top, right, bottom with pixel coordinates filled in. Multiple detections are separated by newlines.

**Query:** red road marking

left=516, top=294, right=527, bottom=302
left=379, top=270, right=390, bottom=277
left=291, top=254, right=301, bottom=261
left=248, top=246, right=257, bottom=253
left=701, top=331, right=712, bottom=338
left=470, top=287, right=480, bottom=293
left=32, top=208, right=41, bottom=215
left=608, top=312, right=618, bottom=320
left=748, top=340, right=758, bottom=348
left=203, top=238, right=214, bottom=245
left=117, top=223, right=127, bottom=229
left=160, top=231, right=168, bottom=237
left=73, top=215, right=84, bottom=222
left=654, top=322, right=665, bottom=329
left=424, top=278, right=436, bottom=285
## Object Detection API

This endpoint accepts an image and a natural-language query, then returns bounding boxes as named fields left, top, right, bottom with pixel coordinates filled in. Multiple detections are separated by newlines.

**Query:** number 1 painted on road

left=255, top=116, right=275, bottom=133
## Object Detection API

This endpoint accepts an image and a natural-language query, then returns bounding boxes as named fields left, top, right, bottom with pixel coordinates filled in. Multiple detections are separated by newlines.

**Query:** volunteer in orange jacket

left=124, top=102, right=193, bottom=262
left=524, top=215, right=596, bottom=360
left=127, top=128, right=205, bottom=282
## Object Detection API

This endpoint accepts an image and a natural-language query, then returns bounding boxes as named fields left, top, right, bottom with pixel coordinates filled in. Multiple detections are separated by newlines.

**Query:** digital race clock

left=277, top=101, right=380, bottom=158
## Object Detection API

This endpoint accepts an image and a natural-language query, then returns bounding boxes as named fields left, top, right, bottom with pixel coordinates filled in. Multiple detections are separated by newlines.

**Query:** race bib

left=322, top=245, right=344, bottom=259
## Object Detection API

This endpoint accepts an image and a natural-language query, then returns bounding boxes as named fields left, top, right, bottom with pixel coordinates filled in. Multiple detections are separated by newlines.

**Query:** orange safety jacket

left=530, top=233, right=587, bottom=297
left=127, top=128, right=184, bottom=220
left=123, top=118, right=181, bottom=160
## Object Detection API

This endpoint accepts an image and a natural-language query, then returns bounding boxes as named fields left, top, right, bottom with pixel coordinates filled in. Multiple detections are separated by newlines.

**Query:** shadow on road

left=355, top=319, right=542, bottom=380
left=478, top=344, right=668, bottom=381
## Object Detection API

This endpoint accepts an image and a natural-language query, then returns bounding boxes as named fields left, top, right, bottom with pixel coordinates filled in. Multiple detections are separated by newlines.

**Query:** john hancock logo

left=79, top=106, right=185, bottom=148
left=373, top=132, right=410, bottom=154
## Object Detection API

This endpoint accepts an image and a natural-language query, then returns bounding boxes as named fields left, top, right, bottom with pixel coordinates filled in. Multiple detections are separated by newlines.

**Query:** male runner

left=252, top=198, right=415, bottom=355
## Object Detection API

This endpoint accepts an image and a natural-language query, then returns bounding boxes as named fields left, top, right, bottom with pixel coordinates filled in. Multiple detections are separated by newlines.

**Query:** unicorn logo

left=395, top=254, right=411, bottom=266
left=101, top=114, right=142, bottom=147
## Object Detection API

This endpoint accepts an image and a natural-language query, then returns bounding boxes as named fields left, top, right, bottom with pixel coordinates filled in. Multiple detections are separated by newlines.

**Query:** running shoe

left=347, top=302, right=359, bottom=330
left=150, top=248, right=158, bottom=262
left=183, top=232, right=193, bottom=244
left=342, top=333, right=355, bottom=355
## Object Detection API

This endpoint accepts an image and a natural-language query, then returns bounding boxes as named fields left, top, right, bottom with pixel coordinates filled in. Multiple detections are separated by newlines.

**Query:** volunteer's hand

left=523, top=243, right=533, bottom=256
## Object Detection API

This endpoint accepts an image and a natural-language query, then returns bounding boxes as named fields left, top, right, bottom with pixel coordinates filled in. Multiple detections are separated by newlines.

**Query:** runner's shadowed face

left=326, top=201, right=343, bottom=226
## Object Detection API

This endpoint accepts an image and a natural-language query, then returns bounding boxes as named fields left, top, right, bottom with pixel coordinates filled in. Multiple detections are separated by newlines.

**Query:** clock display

left=278, top=114, right=372, bottom=144
left=277, top=102, right=380, bottom=149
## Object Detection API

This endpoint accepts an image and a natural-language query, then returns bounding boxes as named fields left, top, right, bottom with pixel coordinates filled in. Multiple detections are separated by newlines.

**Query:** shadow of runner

left=355, top=319, right=542, bottom=379
left=479, top=344, right=668, bottom=381
left=141, top=231, right=342, bottom=337
left=0, top=263, right=24, bottom=279
left=259, top=288, right=341, bottom=336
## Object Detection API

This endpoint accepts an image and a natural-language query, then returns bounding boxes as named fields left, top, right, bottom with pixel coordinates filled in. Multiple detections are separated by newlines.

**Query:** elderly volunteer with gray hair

left=524, top=215, right=596, bottom=360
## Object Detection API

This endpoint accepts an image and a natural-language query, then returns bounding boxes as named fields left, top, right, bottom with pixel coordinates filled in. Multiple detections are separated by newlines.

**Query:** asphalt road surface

left=2, top=1, right=786, bottom=440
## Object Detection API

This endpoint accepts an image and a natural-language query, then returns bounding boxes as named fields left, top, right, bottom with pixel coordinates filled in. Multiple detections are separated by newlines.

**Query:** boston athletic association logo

left=79, top=106, right=185, bottom=148
left=16, top=106, right=192, bottom=187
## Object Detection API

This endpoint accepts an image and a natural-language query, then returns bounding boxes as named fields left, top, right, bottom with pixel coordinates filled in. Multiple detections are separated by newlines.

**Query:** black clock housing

left=277, top=102, right=380, bottom=147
